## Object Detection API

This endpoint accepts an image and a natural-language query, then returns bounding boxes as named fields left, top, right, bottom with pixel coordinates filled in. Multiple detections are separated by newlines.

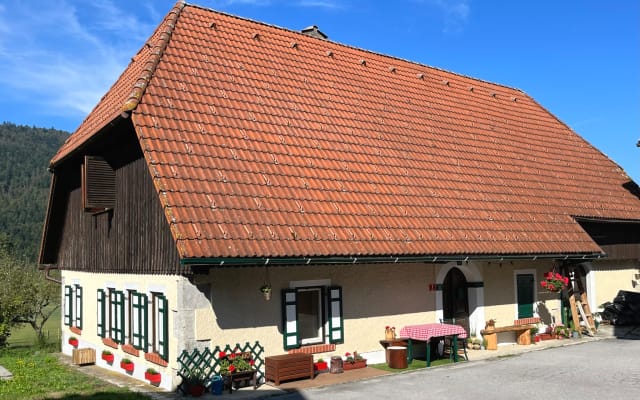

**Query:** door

left=516, top=274, right=534, bottom=318
left=442, top=267, right=469, bottom=333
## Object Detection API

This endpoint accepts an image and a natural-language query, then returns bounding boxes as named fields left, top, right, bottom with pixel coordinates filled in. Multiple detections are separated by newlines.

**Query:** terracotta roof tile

left=53, top=3, right=640, bottom=260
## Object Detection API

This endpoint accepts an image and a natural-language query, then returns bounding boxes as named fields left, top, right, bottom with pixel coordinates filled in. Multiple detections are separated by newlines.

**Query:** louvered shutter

left=132, top=292, right=148, bottom=351
left=157, top=295, right=168, bottom=360
left=82, top=155, right=115, bottom=210
left=327, top=286, right=344, bottom=344
left=282, top=289, right=299, bottom=349
left=74, top=285, right=83, bottom=329
left=63, top=285, right=72, bottom=326
left=97, top=289, right=106, bottom=337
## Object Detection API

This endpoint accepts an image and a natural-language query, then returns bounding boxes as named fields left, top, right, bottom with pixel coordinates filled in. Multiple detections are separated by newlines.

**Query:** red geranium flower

left=228, top=365, right=236, bottom=373
left=219, top=351, right=226, bottom=358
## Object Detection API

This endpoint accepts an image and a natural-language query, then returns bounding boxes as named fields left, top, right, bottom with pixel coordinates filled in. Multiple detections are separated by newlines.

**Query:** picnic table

left=399, top=323, right=468, bottom=366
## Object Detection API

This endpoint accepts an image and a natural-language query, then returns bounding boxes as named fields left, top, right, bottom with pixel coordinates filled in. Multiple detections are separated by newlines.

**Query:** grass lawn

left=370, top=357, right=461, bottom=373
left=7, top=307, right=61, bottom=348
left=0, top=348, right=151, bottom=400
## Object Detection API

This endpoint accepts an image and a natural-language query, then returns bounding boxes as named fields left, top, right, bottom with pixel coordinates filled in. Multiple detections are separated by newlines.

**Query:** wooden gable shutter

left=97, top=289, right=106, bottom=338
left=282, top=289, right=299, bottom=349
left=82, top=155, right=115, bottom=210
left=74, top=285, right=83, bottom=329
left=64, top=285, right=73, bottom=326
left=157, top=294, right=169, bottom=360
left=327, top=286, right=344, bottom=344
left=131, top=292, right=148, bottom=351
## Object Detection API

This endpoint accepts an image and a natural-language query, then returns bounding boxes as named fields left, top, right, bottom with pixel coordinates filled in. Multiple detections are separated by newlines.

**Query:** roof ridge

left=186, top=3, right=524, bottom=94
left=121, top=1, right=186, bottom=114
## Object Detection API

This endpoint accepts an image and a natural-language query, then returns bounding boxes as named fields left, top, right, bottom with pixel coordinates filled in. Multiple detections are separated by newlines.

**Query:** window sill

left=122, top=344, right=140, bottom=357
left=69, top=326, right=82, bottom=335
left=288, top=343, right=335, bottom=355
left=145, top=352, right=168, bottom=367
left=102, top=338, right=119, bottom=349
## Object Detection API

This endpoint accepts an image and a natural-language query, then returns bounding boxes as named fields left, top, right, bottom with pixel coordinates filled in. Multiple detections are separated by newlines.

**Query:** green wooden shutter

left=97, top=289, right=106, bottom=337
left=327, top=286, right=344, bottom=344
left=282, top=289, right=299, bottom=349
left=113, top=290, right=125, bottom=344
left=132, top=292, right=148, bottom=350
left=157, top=295, right=168, bottom=360
left=64, top=285, right=72, bottom=326
left=75, top=285, right=83, bottom=329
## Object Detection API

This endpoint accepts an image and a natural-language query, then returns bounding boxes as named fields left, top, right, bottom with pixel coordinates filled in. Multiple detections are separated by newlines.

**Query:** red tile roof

left=51, top=2, right=640, bottom=260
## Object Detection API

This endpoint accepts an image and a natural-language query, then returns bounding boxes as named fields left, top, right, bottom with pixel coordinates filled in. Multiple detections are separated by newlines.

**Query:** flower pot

left=145, top=371, right=162, bottom=384
left=314, top=361, right=328, bottom=372
left=102, top=353, right=114, bottom=363
left=262, top=291, right=271, bottom=300
left=120, top=361, right=134, bottom=372
left=68, top=338, right=79, bottom=347
left=343, top=359, right=367, bottom=370
left=189, top=383, right=205, bottom=397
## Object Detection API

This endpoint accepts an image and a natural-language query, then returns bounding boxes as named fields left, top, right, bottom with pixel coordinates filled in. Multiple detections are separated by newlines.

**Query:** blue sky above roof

left=0, top=0, right=638, bottom=182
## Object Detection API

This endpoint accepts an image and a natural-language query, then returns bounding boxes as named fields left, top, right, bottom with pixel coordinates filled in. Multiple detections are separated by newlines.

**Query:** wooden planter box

left=265, top=354, right=313, bottom=385
left=223, top=370, right=257, bottom=393
left=72, top=348, right=96, bottom=366
left=343, top=359, right=367, bottom=370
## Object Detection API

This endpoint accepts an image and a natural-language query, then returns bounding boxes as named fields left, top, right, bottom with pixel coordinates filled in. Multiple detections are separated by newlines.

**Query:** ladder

left=568, top=274, right=596, bottom=336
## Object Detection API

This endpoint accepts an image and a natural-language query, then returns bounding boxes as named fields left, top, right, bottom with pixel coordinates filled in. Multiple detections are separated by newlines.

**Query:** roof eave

left=180, top=252, right=606, bottom=267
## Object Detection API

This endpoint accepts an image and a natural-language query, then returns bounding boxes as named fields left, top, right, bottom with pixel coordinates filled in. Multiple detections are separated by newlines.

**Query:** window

left=150, top=293, right=169, bottom=361
left=97, top=288, right=124, bottom=344
left=64, top=284, right=83, bottom=330
left=131, top=291, right=148, bottom=351
left=82, top=155, right=115, bottom=211
left=282, top=285, right=343, bottom=350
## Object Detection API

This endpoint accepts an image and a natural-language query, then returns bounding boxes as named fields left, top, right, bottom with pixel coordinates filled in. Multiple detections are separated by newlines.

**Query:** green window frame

left=131, top=292, right=148, bottom=351
left=64, top=284, right=83, bottom=329
left=281, top=285, right=343, bottom=350
left=110, top=290, right=125, bottom=344
left=152, top=293, right=169, bottom=361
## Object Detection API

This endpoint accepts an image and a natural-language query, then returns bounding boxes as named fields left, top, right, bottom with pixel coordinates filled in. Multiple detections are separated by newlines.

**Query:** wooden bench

left=265, top=353, right=314, bottom=386
left=481, top=318, right=540, bottom=350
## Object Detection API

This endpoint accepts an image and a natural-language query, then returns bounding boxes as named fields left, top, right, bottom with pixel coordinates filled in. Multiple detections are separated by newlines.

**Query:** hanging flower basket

left=260, top=284, right=272, bottom=300
left=540, top=271, right=569, bottom=292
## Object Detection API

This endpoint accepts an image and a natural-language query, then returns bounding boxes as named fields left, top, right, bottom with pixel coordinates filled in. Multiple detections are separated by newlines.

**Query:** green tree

left=0, top=235, right=60, bottom=347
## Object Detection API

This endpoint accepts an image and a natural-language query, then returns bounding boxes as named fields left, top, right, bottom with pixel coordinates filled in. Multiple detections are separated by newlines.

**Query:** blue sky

left=0, top=0, right=638, bottom=181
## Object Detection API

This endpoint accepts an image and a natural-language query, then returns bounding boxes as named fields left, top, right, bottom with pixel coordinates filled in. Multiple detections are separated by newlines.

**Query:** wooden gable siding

left=41, top=123, right=182, bottom=274
left=578, top=219, right=640, bottom=260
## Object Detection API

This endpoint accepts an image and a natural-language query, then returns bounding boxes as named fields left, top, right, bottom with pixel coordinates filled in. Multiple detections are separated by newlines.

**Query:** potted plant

left=530, top=326, right=539, bottom=343
left=101, top=350, right=114, bottom=363
left=472, top=337, right=482, bottom=350
left=260, top=284, right=272, bottom=300
left=184, top=371, right=206, bottom=397
left=145, top=368, right=162, bottom=385
left=343, top=351, right=366, bottom=370
left=314, top=358, right=328, bottom=372
left=68, top=336, right=79, bottom=347
left=219, top=351, right=256, bottom=392
left=481, top=337, right=488, bottom=350
left=120, top=358, right=134, bottom=372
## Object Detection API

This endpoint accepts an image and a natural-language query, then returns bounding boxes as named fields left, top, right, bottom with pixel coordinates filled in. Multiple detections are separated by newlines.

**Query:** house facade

left=39, top=1, right=640, bottom=391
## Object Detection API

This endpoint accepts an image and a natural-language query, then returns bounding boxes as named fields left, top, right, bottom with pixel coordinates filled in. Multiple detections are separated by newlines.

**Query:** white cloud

left=420, top=0, right=471, bottom=33
left=296, top=0, right=343, bottom=9
left=0, top=0, right=157, bottom=118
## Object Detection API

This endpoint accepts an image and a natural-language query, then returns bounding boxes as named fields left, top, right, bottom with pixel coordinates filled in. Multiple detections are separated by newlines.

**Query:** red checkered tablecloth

left=399, top=323, right=468, bottom=342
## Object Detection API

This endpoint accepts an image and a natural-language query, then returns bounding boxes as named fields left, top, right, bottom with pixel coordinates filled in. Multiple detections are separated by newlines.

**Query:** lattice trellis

left=177, top=341, right=265, bottom=392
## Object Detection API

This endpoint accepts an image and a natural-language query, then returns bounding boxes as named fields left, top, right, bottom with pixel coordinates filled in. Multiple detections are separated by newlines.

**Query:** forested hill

left=0, top=122, right=69, bottom=261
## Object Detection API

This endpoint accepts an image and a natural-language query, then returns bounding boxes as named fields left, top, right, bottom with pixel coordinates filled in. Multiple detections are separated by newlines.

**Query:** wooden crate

left=265, top=354, right=313, bottom=385
left=72, top=348, right=96, bottom=366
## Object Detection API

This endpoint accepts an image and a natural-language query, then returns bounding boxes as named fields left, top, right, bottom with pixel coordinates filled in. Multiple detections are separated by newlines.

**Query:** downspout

left=39, top=264, right=61, bottom=285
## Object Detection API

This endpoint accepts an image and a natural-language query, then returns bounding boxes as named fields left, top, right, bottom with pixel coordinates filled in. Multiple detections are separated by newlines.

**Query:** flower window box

left=120, top=359, right=134, bottom=372
left=145, top=369, right=162, bottom=385
left=101, top=351, right=114, bottom=363
left=68, top=337, right=79, bottom=347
